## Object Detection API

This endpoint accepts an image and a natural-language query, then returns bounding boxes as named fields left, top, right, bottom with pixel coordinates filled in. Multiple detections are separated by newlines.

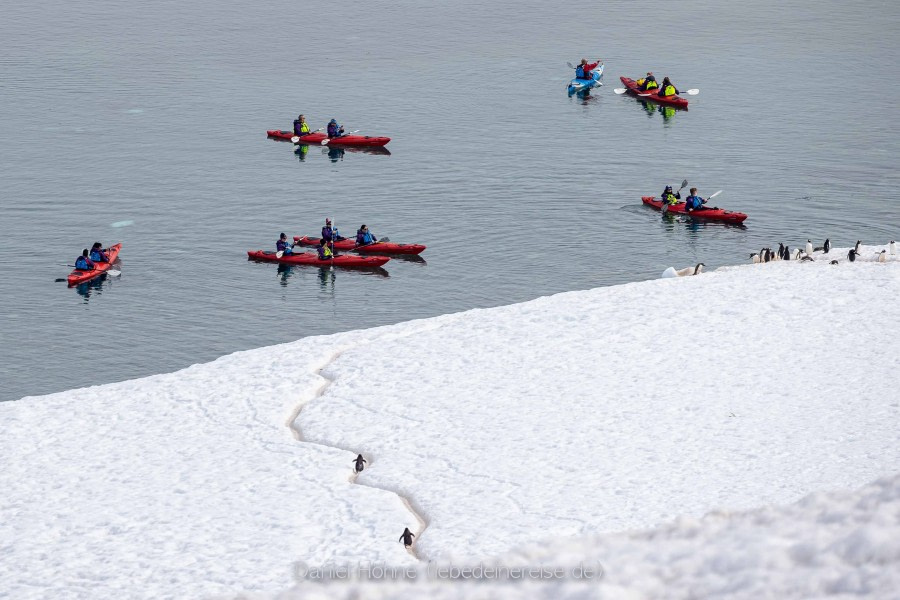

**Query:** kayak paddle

left=321, top=130, right=361, bottom=145
left=290, top=128, right=324, bottom=143
left=614, top=88, right=627, bottom=94
left=662, top=180, right=689, bottom=216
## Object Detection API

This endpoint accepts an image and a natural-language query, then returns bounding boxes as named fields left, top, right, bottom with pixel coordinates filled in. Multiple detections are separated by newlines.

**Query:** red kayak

left=266, top=130, right=390, bottom=147
left=620, top=77, right=689, bottom=109
left=247, top=250, right=390, bottom=268
left=293, top=236, right=426, bottom=255
left=67, top=243, right=122, bottom=286
left=642, top=197, right=747, bottom=224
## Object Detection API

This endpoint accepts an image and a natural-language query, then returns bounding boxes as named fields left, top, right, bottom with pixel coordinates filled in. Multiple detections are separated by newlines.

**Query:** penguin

left=750, top=253, right=760, bottom=264
left=399, top=527, right=415, bottom=547
left=848, top=249, right=857, bottom=262
left=777, top=243, right=785, bottom=260
left=854, top=240, right=862, bottom=254
left=877, top=249, right=887, bottom=263
left=801, top=255, right=814, bottom=262
left=792, top=248, right=802, bottom=260
left=763, top=248, right=772, bottom=263
left=760, top=247, right=769, bottom=263
left=354, top=454, right=367, bottom=473
left=830, top=260, right=839, bottom=265
left=824, top=238, right=831, bottom=253
left=674, top=263, right=705, bottom=276
left=805, top=239, right=813, bottom=256
left=783, top=245, right=791, bottom=261
left=891, top=241, right=896, bottom=255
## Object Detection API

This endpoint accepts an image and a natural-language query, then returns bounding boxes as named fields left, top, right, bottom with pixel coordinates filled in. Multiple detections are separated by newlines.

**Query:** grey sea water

left=1, top=0, right=898, bottom=401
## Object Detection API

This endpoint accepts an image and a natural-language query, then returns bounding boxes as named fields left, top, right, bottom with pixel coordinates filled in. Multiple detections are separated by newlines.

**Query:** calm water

left=2, top=0, right=898, bottom=401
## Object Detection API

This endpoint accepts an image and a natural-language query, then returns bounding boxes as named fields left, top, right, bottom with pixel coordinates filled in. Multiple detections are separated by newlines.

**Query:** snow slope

left=2, top=244, right=898, bottom=599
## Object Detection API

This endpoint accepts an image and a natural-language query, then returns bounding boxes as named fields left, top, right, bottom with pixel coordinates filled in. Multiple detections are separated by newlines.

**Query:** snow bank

left=274, top=473, right=900, bottom=599
left=2, top=244, right=898, bottom=599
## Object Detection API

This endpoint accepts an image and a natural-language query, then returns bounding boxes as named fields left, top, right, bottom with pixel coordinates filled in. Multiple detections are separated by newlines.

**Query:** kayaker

left=322, top=219, right=345, bottom=242
left=293, top=114, right=310, bottom=136
left=684, top=188, right=707, bottom=212
left=658, top=77, right=679, bottom=97
left=575, top=58, right=600, bottom=79
left=662, top=185, right=681, bottom=205
left=326, top=119, right=344, bottom=138
left=89, top=242, right=109, bottom=263
left=637, top=72, right=658, bottom=91
left=74, top=249, right=95, bottom=271
left=276, top=233, right=294, bottom=255
left=356, top=225, right=378, bottom=246
left=316, top=238, right=334, bottom=260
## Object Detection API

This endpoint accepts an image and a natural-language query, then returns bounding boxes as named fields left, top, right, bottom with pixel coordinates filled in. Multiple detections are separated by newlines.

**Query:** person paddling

left=74, top=249, right=95, bottom=271
left=293, top=114, right=310, bottom=136
left=89, top=242, right=109, bottom=263
left=575, top=58, right=601, bottom=80
left=326, top=119, right=344, bottom=138
left=661, top=185, right=681, bottom=205
left=322, top=218, right=345, bottom=242
left=658, top=77, right=680, bottom=97
left=355, top=225, right=378, bottom=246
left=316, top=238, right=333, bottom=260
left=276, top=233, right=294, bottom=256
left=637, top=72, right=658, bottom=91
left=684, top=188, right=707, bottom=212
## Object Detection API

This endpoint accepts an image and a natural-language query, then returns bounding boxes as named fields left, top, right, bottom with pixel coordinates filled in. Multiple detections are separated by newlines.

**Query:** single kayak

left=67, top=243, right=122, bottom=286
left=568, top=64, right=604, bottom=95
left=293, top=236, right=426, bottom=255
left=247, top=250, right=390, bottom=268
left=620, top=77, right=689, bottom=109
left=266, top=130, right=390, bottom=147
left=642, top=197, right=747, bottom=224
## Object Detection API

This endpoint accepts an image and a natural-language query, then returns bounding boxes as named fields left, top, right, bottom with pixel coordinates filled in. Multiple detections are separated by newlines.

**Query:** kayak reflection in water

left=295, top=144, right=309, bottom=162
left=327, top=146, right=344, bottom=162
left=356, top=225, right=378, bottom=246
left=276, top=233, right=294, bottom=255
left=684, top=188, right=708, bottom=212
left=658, top=77, right=680, bottom=97
left=326, top=118, right=344, bottom=138
left=636, top=72, right=658, bottom=91
left=89, top=242, right=110, bottom=263
left=659, top=105, right=677, bottom=121
left=74, top=249, right=95, bottom=271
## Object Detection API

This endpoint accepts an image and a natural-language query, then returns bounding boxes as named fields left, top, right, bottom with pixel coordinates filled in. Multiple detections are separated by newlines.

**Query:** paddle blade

left=107, top=269, right=121, bottom=277
left=379, top=237, right=390, bottom=243
left=321, top=139, right=330, bottom=146
left=709, top=190, right=723, bottom=199
left=685, top=89, right=699, bottom=95
left=614, top=88, right=627, bottom=94
left=681, top=179, right=688, bottom=189
left=566, top=61, right=575, bottom=69
left=276, top=251, right=284, bottom=258
left=55, top=278, right=67, bottom=283
left=290, top=136, right=299, bottom=143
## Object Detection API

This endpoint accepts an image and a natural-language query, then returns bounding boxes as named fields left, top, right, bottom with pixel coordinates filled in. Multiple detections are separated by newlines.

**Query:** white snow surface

left=2, top=244, right=899, bottom=599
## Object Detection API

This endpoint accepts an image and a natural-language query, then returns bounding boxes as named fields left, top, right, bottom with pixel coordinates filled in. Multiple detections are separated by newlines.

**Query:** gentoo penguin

left=674, top=263, right=705, bottom=276
left=814, top=238, right=830, bottom=253
left=354, top=454, right=367, bottom=473
left=792, top=248, right=802, bottom=260
left=891, top=241, right=896, bottom=255
left=806, top=239, right=813, bottom=256
left=877, top=249, right=887, bottom=263
left=830, top=260, right=839, bottom=265
left=783, top=245, right=791, bottom=260
left=764, top=248, right=772, bottom=263
left=854, top=240, right=862, bottom=254
left=399, top=527, right=415, bottom=547
left=777, top=243, right=785, bottom=260
left=750, top=253, right=760, bottom=264
left=801, top=255, right=814, bottom=262
left=848, top=249, right=857, bottom=262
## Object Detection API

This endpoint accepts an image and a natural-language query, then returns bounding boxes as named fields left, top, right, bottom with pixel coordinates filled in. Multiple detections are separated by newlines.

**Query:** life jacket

left=327, top=123, right=340, bottom=137
left=645, top=80, right=659, bottom=90
left=685, top=195, right=701, bottom=209
left=322, top=226, right=337, bottom=241
left=317, top=245, right=333, bottom=259
left=293, top=120, right=310, bottom=135
left=636, top=78, right=646, bottom=88
left=663, top=193, right=678, bottom=205
left=89, top=249, right=107, bottom=262
left=75, top=256, right=93, bottom=270
left=662, top=85, right=675, bottom=97
left=276, top=239, right=290, bottom=252
left=575, top=66, right=585, bottom=79
left=357, top=230, right=375, bottom=245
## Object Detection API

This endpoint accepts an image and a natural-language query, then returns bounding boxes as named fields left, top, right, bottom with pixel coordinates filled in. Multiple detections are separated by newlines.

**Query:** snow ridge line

left=285, top=344, right=431, bottom=563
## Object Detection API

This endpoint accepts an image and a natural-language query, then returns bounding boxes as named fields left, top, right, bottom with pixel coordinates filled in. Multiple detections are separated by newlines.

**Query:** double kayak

left=620, top=77, right=689, bottom=109
left=568, top=64, right=604, bottom=95
left=247, top=250, right=390, bottom=268
left=642, top=197, right=747, bottom=224
left=67, top=243, right=122, bottom=286
left=266, top=130, right=391, bottom=147
left=293, top=236, right=426, bottom=255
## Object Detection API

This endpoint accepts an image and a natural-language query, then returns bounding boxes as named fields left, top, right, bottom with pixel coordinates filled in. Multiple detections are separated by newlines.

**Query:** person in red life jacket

left=684, top=188, right=708, bottom=212
left=575, top=58, right=601, bottom=80
left=74, top=249, right=95, bottom=271
left=89, top=242, right=109, bottom=263
left=321, top=218, right=346, bottom=243
left=276, top=233, right=294, bottom=255
left=316, top=238, right=334, bottom=260
left=658, top=76, right=680, bottom=97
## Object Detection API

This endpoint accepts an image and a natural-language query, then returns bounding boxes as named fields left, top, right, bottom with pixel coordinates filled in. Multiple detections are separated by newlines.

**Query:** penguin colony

left=750, top=239, right=896, bottom=265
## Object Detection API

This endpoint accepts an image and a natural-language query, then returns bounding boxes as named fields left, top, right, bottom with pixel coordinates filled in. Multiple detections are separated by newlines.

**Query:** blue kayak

left=567, top=63, right=604, bottom=95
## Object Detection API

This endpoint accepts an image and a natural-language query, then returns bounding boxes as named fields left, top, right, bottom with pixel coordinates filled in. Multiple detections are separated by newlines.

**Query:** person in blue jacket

left=356, top=225, right=378, bottom=246
left=74, top=249, right=95, bottom=271
left=684, top=188, right=707, bottom=212
left=276, top=233, right=294, bottom=255
left=326, top=119, right=344, bottom=138
left=89, top=242, right=109, bottom=263
left=322, top=218, right=345, bottom=242
left=316, top=238, right=333, bottom=260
